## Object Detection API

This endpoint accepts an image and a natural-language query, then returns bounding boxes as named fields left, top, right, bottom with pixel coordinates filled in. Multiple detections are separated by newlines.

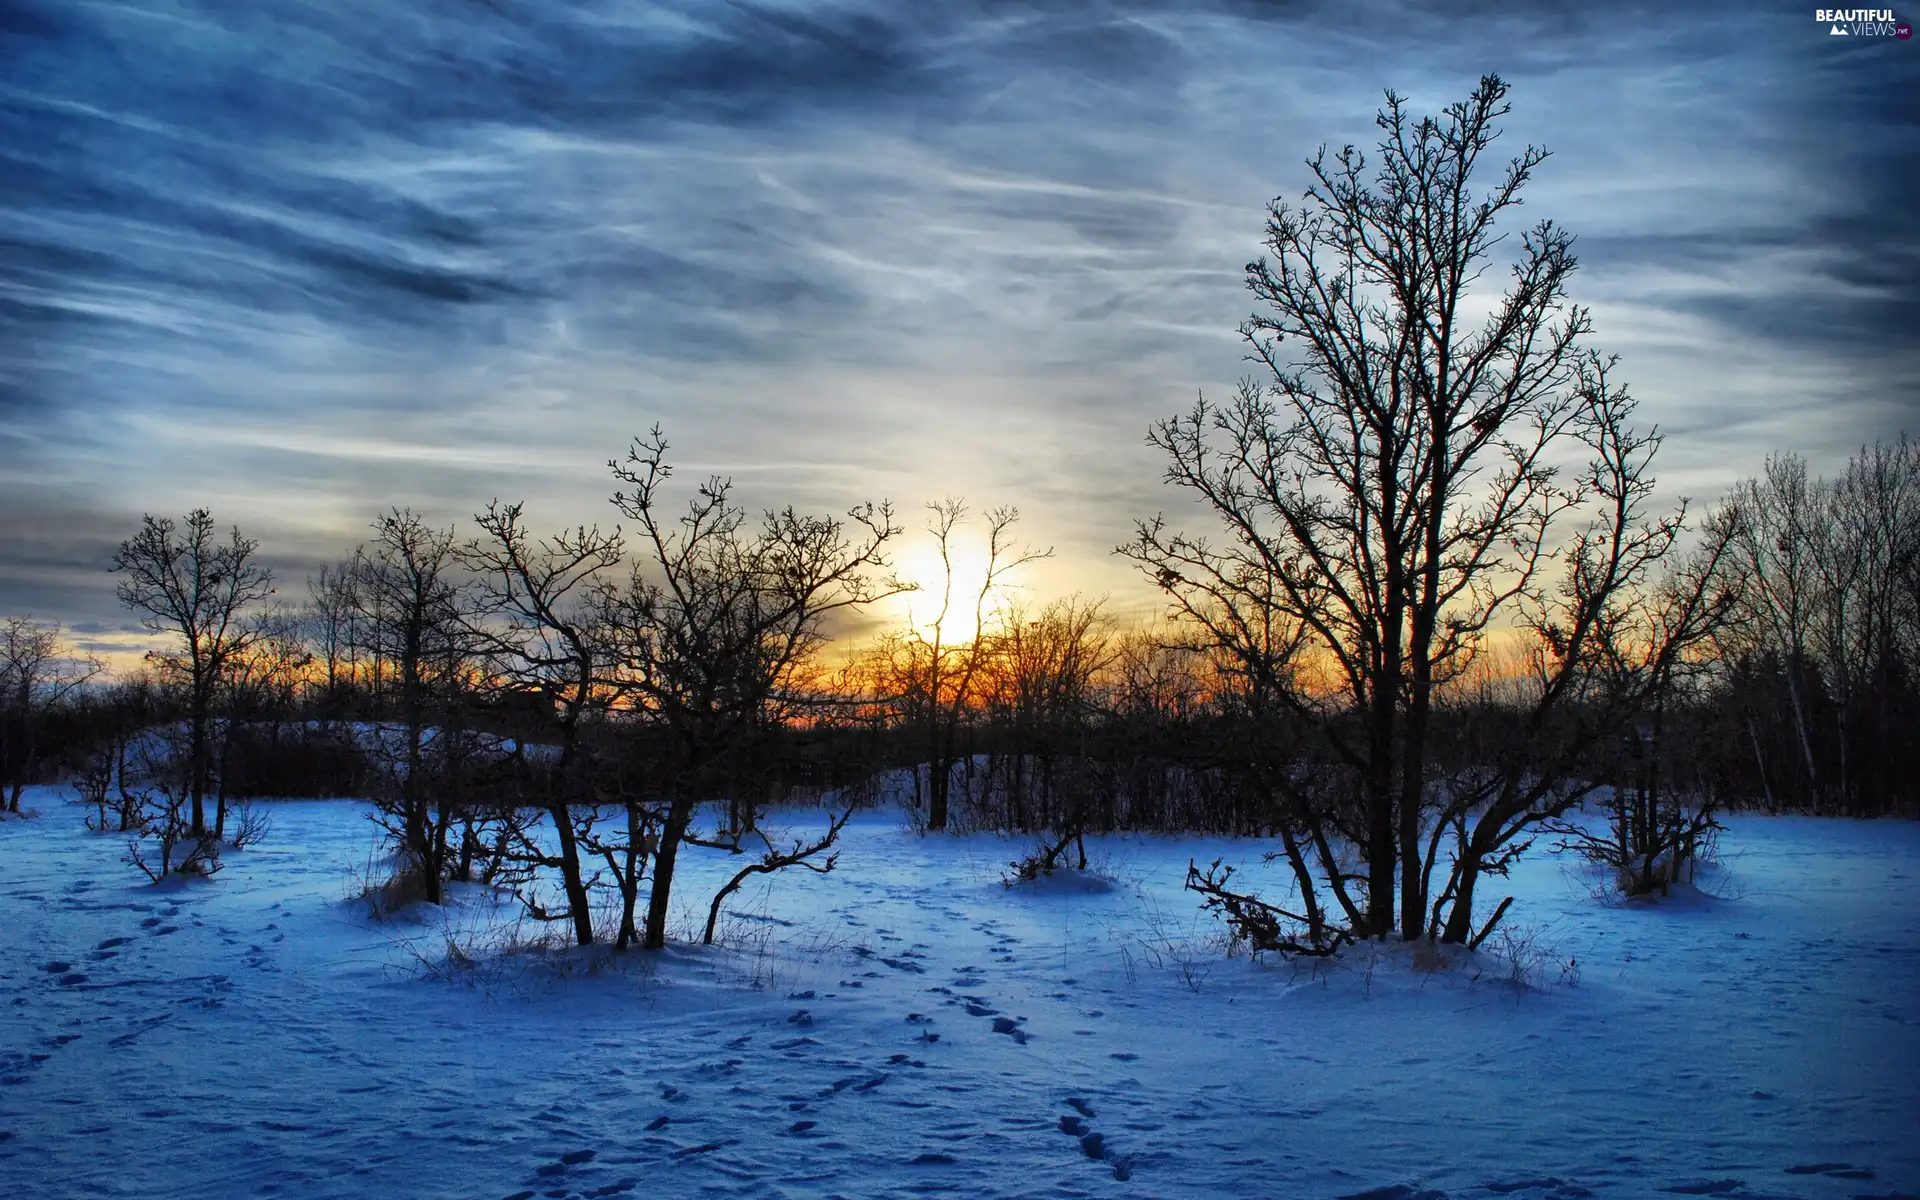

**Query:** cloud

left=2, top=0, right=1915, bottom=631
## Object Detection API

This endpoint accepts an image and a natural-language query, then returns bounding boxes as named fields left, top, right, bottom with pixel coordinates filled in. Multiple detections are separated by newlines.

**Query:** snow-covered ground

left=2, top=790, right=1915, bottom=1200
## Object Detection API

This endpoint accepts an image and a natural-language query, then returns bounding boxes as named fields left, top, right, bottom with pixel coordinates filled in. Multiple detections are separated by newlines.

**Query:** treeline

left=1712, top=444, right=1920, bottom=815
left=6, top=437, right=1912, bottom=830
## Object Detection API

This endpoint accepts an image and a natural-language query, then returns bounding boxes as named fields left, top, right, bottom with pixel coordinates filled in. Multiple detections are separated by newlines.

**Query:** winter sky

left=3, top=0, right=1916, bottom=653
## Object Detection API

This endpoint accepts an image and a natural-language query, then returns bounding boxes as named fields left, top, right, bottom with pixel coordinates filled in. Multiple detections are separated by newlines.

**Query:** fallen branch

left=1186, top=858, right=1352, bottom=958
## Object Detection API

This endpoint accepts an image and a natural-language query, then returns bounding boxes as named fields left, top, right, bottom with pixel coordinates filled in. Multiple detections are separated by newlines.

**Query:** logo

left=1815, top=7, right=1908, bottom=34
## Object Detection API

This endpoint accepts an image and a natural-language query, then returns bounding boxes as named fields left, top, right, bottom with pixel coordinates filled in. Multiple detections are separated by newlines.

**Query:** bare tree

left=1, top=618, right=104, bottom=812
left=888, top=500, right=1050, bottom=831
left=467, top=500, right=623, bottom=946
left=306, top=561, right=360, bottom=717
left=599, top=427, right=905, bottom=950
left=1730, top=455, right=1827, bottom=800
left=123, top=718, right=224, bottom=881
left=982, top=595, right=1115, bottom=866
left=348, top=509, right=476, bottom=904
left=112, top=510, right=274, bottom=836
left=1123, top=76, right=1727, bottom=948
left=78, top=673, right=160, bottom=833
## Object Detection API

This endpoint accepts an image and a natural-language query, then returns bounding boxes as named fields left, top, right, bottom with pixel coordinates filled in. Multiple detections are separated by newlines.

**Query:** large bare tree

left=1124, top=76, right=1730, bottom=947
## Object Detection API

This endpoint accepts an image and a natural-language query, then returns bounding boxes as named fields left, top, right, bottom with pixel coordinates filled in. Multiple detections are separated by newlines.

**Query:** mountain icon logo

left=1830, top=22, right=1849, bottom=32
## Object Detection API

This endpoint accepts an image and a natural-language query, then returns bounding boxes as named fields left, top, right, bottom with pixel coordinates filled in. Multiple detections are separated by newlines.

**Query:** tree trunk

left=189, top=701, right=209, bottom=836
left=214, top=728, right=230, bottom=841
left=1742, top=704, right=1776, bottom=813
left=614, top=801, right=646, bottom=950
left=1365, top=679, right=1399, bottom=939
left=548, top=801, right=595, bottom=946
left=426, top=803, right=449, bottom=905
left=1398, top=690, right=1431, bottom=942
left=928, top=729, right=951, bottom=831
left=1785, top=658, right=1820, bottom=803
left=1440, top=846, right=1482, bottom=944
left=643, top=799, right=693, bottom=950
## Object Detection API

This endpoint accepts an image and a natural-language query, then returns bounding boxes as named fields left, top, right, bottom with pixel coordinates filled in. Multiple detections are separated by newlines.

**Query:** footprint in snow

left=990, top=1017, right=1029, bottom=1043
left=1058, top=1103, right=1131, bottom=1180
left=1786, top=1163, right=1874, bottom=1178
left=1486, top=1178, right=1586, bottom=1195
left=669, top=1139, right=732, bottom=1159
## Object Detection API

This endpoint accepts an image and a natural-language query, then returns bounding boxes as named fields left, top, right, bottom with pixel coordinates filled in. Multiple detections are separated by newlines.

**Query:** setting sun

left=891, top=536, right=1001, bottom=644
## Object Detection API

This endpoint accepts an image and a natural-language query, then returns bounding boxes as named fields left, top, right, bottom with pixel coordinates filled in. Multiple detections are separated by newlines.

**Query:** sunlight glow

left=891, top=537, right=1000, bottom=645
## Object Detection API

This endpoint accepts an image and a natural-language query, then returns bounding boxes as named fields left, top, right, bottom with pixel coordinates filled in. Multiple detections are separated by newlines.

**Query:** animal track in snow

left=1055, top=1097, right=1130, bottom=1180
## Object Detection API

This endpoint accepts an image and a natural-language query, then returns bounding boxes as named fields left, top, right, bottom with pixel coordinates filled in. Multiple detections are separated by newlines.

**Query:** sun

left=891, top=538, right=998, bottom=644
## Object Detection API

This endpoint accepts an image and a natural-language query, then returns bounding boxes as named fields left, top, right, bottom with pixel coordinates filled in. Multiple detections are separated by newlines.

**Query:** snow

left=1, top=791, right=1916, bottom=1200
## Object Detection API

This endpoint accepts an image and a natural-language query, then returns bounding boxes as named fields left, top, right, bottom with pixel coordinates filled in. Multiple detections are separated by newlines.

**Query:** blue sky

left=2, top=0, right=1915, bottom=650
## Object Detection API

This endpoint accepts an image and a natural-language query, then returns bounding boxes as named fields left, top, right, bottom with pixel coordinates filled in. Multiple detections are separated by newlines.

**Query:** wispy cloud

left=3, top=0, right=1915, bottom=630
